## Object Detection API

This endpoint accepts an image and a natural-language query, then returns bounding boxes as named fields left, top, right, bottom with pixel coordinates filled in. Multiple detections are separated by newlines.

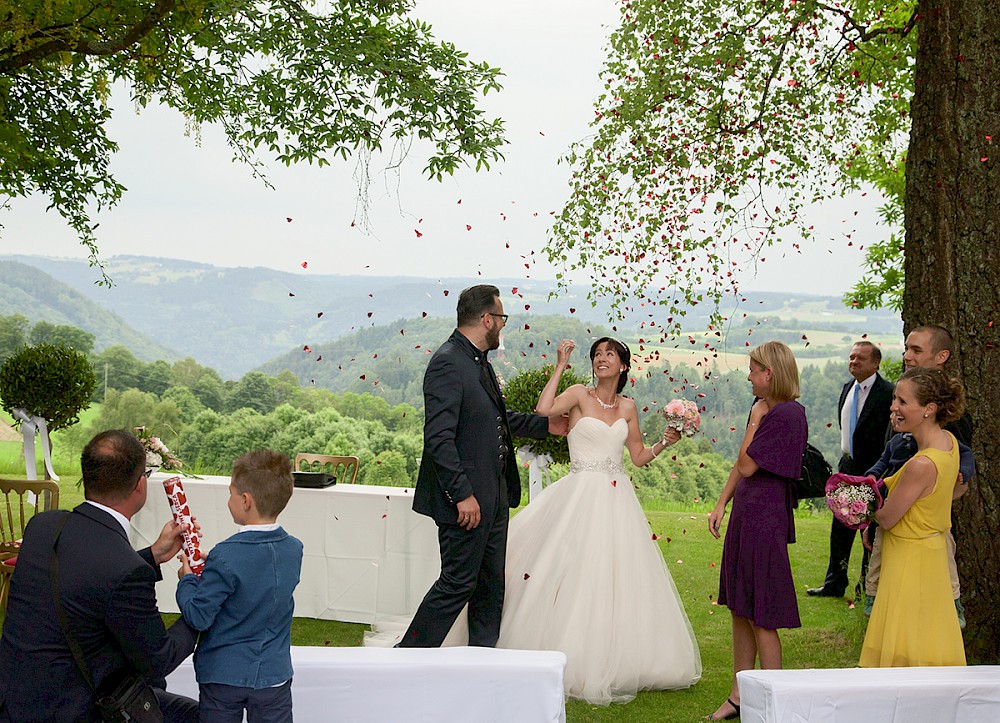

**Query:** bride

left=496, top=337, right=702, bottom=704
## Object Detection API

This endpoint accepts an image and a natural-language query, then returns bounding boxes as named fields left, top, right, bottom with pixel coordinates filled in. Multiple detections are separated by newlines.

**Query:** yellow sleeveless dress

left=859, top=434, right=966, bottom=667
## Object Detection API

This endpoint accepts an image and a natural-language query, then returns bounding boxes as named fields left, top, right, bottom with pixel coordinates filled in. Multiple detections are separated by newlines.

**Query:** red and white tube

left=162, top=476, right=205, bottom=575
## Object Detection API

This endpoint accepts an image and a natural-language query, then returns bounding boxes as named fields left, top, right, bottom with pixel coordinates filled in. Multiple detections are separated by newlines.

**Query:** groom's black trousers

left=398, top=493, right=508, bottom=648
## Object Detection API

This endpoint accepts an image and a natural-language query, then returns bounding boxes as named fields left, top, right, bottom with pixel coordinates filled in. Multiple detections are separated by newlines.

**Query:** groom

left=400, top=284, right=565, bottom=647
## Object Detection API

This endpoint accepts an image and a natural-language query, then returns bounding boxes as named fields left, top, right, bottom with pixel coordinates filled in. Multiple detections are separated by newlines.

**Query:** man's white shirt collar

left=85, top=500, right=131, bottom=541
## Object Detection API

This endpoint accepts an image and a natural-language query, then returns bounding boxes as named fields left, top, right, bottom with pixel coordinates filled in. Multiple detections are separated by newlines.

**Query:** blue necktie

left=849, top=383, right=860, bottom=456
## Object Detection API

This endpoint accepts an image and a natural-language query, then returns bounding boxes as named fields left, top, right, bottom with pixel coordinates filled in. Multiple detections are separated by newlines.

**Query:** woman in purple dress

left=707, top=341, right=808, bottom=721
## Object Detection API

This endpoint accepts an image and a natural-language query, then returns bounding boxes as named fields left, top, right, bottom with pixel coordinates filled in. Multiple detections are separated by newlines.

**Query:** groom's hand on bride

left=456, top=495, right=481, bottom=530
left=548, top=413, right=569, bottom=436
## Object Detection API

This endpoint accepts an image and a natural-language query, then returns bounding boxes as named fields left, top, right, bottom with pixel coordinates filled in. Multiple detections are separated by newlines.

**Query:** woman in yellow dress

left=859, top=367, right=967, bottom=667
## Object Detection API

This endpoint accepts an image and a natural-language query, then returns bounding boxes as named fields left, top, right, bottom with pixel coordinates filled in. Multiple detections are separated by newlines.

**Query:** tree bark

left=903, top=0, right=1000, bottom=662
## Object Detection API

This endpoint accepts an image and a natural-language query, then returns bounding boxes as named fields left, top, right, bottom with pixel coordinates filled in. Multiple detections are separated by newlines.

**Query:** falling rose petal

left=511, top=287, right=518, bottom=294
left=982, top=157, right=989, bottom=163
left=611, top=479, right=617, bottom=487
left=288, top=292, right=295, bottom=297
left=381, top=514, right=387, bottom=519
left=317, top=312, right=323, bottom=318
left=360, top=375, right=366, bottom=380
left=316, top=356, right=322, bottom=361
left=422, top=311, right=428, bottom=317
left=367, top=312, right=373, bottom=318
left=651, top=534, right=659, bottom=540
left=415, top=229, right=423, bottom=238
left=286, top=217, right=293, bottom=223
left=303, top=345, right=312, bottom=353
left=569, top=308, right=576, bottom=313
left=457, top=199, right=462, bottom=204
left=523, top=573, right=530, bottom=580
left=301, top=261, right=308, bottom=269
left=524, top=324, right=530, bottom=330
left=466, top=224, right=473, bottom=231
left=710, top=562, right=716, bottom=567
left=443, top=290, right=450, bottom=296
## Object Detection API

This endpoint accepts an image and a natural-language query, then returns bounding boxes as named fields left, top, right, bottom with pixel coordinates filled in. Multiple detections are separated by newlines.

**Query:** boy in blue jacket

left=177, top=450, right=303, bottom=722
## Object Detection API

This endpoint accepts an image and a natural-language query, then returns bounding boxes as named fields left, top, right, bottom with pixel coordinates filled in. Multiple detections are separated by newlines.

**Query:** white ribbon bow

left=517, top=446, right=552, bottom=503
left=12, top=408, right=60, bottom=481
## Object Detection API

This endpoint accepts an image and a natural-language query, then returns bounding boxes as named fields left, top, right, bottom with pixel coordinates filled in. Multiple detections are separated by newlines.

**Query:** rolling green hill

left=0, top=261, right=175, bottom=361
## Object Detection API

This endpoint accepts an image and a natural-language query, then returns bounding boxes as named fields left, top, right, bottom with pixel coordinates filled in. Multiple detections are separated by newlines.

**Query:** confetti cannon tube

left=162, top=476, right=205, bottom=575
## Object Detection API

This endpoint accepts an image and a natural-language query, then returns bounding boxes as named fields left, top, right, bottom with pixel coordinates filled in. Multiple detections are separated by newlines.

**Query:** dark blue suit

left=403, top=330, right=549, bottom=647
left=0, top=504, right=197, bottom=722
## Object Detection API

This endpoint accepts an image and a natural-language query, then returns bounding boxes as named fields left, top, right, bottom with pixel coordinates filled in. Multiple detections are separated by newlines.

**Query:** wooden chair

left=294, top=454, right=359, bottom=485
left=0, top=479, right=60, bottom=611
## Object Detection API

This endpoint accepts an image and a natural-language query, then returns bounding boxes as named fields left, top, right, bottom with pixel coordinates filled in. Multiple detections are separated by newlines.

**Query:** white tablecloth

left=738, top=666, right=1000, bottom=723
left=132, top=474, right=440, bottom=623
left=166, top=646, right=567, bottom=722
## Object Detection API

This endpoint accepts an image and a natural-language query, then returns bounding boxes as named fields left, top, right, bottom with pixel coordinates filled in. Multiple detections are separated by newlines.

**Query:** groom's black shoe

left=806, top=586, right=844, bottom=597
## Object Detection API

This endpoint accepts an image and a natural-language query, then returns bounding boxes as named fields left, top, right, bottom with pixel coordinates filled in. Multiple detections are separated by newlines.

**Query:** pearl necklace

left=591, top=388, right=618, bottom=410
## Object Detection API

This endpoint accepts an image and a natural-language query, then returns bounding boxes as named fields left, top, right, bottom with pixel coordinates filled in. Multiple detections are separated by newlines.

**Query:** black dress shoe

left=806, top=587, right=843, bottom=597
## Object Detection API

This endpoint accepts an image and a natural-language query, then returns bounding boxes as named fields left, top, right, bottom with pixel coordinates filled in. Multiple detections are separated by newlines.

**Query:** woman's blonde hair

left=749, top=341, right=800, bottom=401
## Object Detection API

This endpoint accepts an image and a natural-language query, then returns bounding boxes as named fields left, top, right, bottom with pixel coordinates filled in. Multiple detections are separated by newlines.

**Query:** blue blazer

left=176, top=527, right=303, bottom=688
left=0, top=505, right=196, bottom=722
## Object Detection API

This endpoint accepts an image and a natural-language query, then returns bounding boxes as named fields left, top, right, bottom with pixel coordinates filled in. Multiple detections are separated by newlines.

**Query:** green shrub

left=0, top=343, right=97, bottom=431
left=504, top=364, right=588, bottom=464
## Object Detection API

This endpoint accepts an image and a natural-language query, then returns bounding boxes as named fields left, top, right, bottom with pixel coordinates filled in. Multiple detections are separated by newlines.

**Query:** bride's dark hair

left=589, top=337, right=631, bottom=393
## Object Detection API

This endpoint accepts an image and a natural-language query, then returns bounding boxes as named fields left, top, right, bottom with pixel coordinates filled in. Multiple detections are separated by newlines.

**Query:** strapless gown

left=498, top=416, right=702, bottom=704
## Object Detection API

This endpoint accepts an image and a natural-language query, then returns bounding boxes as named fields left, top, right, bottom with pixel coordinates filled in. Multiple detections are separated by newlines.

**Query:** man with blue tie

left=808, top=341, right=893, bottom=598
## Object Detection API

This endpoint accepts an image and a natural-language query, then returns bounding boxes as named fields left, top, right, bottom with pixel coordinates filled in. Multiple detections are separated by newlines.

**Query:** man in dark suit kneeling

left=0, top=429, right=198, bottom=722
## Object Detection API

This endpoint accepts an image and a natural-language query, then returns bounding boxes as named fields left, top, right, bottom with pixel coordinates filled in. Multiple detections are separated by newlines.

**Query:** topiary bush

left=0, top=342, right=97, bottom=431
left=504, top=364, right=588, bottom=464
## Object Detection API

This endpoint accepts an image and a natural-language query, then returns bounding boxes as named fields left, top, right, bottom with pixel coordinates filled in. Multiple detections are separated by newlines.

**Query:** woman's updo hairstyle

left=898, top=367, right=966, bottom=424
left=589, top=337, right=631, bottom=393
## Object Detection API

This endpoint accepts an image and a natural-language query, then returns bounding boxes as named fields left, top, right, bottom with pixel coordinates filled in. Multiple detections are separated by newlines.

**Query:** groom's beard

left=486, top=328, right=501, bottom=351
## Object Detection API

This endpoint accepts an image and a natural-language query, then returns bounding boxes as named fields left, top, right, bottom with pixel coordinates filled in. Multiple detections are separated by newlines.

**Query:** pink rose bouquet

left=824, top=473, right=884, bottom=530
left=661, top=399, right=701, bottom=437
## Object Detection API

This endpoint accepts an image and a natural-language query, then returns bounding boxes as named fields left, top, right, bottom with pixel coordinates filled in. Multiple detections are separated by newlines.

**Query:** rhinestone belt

left=570, top=459, right=627, bottom=475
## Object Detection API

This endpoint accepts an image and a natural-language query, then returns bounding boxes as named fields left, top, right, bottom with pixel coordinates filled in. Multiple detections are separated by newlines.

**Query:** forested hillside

left=3, top=255, right=900, bottom=379
left=0, top=261, right=173, bottom=361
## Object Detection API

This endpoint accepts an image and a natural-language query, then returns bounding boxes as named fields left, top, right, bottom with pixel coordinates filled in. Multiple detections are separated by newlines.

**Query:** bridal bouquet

left=661, top=399, right=701, bottom=437
left=825, top=473, right=884, bottom=530
left=134, top=426, right=183, bottom=475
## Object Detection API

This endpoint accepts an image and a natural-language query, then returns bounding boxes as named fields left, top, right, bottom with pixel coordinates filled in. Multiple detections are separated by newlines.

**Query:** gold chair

left=0, top=479, right=60, bottom=611
left=294, top=454, right=359, bottom=485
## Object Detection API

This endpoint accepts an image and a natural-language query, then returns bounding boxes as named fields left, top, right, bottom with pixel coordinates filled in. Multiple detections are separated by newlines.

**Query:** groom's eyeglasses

left=486, top=313, right=509, bottom=323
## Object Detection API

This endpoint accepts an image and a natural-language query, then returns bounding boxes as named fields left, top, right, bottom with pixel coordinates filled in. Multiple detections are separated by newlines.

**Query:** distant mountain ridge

left=2, top=255, right=900, bottom=379
left=0, top=260, right=175, bottom=361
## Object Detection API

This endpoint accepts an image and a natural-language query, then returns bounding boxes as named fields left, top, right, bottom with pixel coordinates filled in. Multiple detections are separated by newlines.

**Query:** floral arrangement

left=825, top=473, right=884, bottom=530
left=661, top=399, right=701, bottom=437
left=134, top=426, right=183, bottom=475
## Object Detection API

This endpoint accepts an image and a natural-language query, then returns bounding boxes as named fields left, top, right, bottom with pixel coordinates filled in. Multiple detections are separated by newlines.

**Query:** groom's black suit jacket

left=413, top=329, right=548, bottom=525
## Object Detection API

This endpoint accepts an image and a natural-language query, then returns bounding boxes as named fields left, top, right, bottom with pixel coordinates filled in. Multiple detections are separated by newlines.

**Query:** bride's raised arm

left=624, top=399, right=680, bottom=467
left=536, top=339, right=584, bottom=417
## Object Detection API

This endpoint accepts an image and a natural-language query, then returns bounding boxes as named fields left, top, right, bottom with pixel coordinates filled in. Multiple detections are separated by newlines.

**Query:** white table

left=166, top=645, right=567, bottom=722
left=738, top=666, right=1000, bottom=723
left=132, top=474, right=440, bottom=623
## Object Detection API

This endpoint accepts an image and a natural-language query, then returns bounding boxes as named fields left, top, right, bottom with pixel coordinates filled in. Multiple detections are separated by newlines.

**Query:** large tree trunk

left=903, top=0, right=1000, bottom=662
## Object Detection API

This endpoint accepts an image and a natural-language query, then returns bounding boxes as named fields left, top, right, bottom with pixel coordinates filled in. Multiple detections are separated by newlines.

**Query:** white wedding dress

left=497, top=416, right=701, bottom=704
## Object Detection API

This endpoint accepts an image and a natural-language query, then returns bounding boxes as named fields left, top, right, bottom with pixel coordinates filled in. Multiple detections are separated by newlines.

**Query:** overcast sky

left=4, top=0, right=885, bottom=298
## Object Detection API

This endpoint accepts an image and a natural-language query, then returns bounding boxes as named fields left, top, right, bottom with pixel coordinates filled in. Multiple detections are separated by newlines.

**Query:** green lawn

left=5, top=476, right=868, bottom=722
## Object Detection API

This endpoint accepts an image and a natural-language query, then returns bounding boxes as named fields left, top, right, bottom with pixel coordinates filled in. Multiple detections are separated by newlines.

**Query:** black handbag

left=798, top=442, right=832, bottom=500
left=49, top=514, right=164, bottom=723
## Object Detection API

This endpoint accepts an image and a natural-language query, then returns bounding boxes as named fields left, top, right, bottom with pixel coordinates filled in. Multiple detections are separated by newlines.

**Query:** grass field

left=165, top=506, right=870, bottom=723
left=4, top=477, right=868, bottom=722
